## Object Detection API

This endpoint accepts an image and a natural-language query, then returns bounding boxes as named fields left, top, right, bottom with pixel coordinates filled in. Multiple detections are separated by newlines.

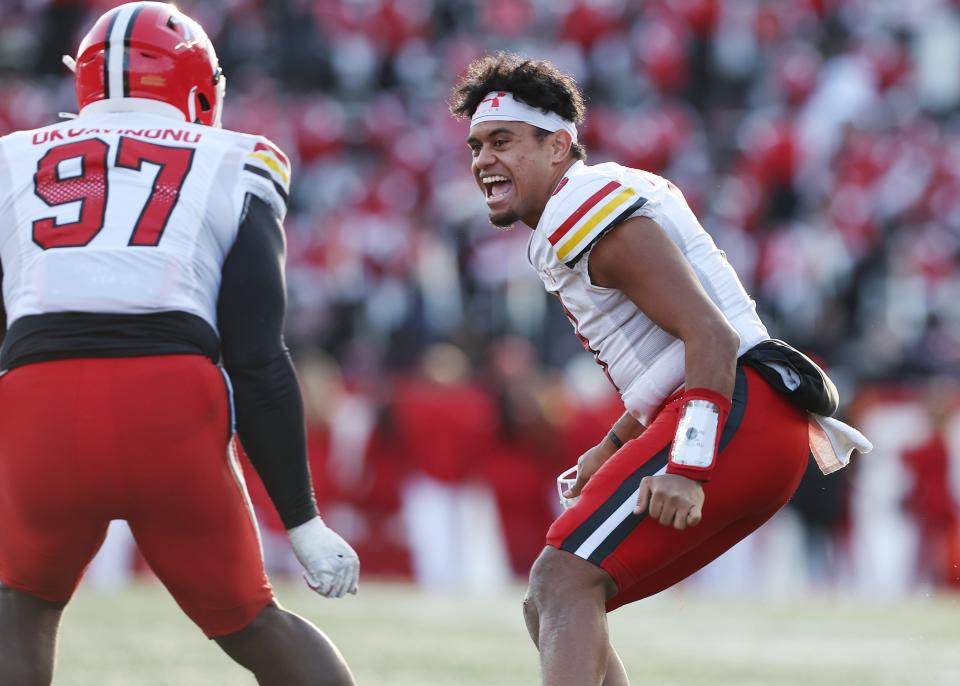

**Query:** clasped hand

left=565, top=442, right=705, bottom=531
left=634, top=473, right=704, bottom=530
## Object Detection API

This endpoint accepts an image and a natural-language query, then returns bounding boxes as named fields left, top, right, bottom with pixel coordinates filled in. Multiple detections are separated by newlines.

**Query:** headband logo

left=480, top=91, right=507, bottom=109
left=471, top=90, right=578, bottom=143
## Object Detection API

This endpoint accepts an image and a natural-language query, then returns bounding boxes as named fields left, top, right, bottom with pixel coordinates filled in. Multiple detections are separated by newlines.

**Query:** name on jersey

left=32, top=128, right=202, bottom=145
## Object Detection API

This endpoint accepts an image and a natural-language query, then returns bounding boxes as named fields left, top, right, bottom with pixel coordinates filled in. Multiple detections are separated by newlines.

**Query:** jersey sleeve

left=240, top=136, right=291, bottom=221
left=218, top=193, right=318, bottom=529
left=544, top=175, right=648, bottom=268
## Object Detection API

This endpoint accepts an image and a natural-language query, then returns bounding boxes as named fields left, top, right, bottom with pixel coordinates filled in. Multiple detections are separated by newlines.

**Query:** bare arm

left=564, top=409, right=646, bottom=499
left=611, top=410, right=644, bottom=443
left=588, top=215, right=740, bottom=399
left=587, top=215, right=740, bottom=528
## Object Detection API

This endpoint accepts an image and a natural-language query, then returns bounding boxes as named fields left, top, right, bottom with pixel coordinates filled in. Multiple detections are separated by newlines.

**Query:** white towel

left=808, top=414, right=873, bottom=475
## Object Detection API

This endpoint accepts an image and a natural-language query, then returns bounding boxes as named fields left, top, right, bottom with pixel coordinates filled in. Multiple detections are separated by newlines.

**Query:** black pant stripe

left=563, top=366, right=750, bottom=562
left=585, top=451, right=667, bottom=565
left=559, top=443, right=670, bottom=555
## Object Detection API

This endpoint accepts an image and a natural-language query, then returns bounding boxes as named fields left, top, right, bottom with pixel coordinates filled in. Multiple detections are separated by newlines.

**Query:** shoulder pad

left=241, top=136, right=291, bottom=218
left=542, top=166, right=648, bottom=267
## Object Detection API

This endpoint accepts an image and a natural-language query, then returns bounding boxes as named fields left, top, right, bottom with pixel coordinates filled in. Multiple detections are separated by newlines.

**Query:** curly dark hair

left=449, top=52, right=587, bottom=161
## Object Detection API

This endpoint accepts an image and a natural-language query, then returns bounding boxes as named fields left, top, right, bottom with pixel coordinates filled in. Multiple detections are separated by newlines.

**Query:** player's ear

left=550, top=130, right=573, bottom=163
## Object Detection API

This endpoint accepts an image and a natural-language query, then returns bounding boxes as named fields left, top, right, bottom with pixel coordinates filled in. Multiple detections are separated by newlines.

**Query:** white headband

left=470, top=91, right=578, bottom=143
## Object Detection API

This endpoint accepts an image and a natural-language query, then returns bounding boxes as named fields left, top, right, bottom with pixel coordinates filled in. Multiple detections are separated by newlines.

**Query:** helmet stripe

left=102, top=10, right=120, bottom=98
left=105, top=4, right=137, bottom=100
left=121, top=5, right=146, bottom=97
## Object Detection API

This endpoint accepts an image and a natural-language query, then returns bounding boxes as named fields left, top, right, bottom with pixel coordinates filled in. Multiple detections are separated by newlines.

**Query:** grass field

left=53, top=580, right=960, bottom=685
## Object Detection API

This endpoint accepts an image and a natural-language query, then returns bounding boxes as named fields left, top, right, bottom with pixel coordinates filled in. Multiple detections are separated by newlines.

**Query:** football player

left=450, top=53, right=871, bottom=686
left=0, top=3, right=357, bottom=684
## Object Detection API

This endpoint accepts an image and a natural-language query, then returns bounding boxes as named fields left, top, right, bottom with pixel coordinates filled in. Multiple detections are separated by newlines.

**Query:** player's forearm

left=665, top=323, right=739, bottom=482
left=229, top=351, right=319, bottom=529
left=681, top=323, right=739, bottom=400
left=604, top=411, right=645, bottom=450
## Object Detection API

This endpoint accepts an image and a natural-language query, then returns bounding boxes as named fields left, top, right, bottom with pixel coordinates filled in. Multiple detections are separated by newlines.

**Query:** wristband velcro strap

left=667, top=387, right=731, bottom=482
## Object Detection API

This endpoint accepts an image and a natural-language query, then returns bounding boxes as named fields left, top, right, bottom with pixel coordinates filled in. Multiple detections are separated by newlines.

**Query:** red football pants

left=0, top=355, right=273, bottom=637
left=547, top=366, right=809, bottom=611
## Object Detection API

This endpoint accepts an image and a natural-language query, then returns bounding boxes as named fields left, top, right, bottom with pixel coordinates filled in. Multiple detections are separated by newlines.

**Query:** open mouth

left=481, top=174, right=513, bottom=206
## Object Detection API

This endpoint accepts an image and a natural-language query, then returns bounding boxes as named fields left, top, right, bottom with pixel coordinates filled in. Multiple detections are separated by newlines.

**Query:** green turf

left=53, top=580, right=960, bottom=685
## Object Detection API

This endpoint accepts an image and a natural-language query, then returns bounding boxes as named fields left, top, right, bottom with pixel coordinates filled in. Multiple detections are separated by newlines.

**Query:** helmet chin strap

left=187, top=86, right=198, bottom=123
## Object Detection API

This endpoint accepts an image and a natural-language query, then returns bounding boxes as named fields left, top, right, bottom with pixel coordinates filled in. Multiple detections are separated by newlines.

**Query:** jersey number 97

left=32, top=137, right=195, bottom=250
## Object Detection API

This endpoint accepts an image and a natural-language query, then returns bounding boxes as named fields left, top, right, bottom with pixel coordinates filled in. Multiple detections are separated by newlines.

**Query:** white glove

left=287, top=516, right=359, bottom=598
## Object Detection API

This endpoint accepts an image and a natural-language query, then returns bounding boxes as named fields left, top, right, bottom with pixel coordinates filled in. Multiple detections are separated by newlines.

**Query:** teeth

left=481, top=175, right=510, bottom=184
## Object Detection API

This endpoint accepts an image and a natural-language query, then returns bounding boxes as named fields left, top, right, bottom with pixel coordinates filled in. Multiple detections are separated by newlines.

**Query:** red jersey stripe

left=254, top=141, right=290, bottom=169
left=547, top=180, right=621, bottom=245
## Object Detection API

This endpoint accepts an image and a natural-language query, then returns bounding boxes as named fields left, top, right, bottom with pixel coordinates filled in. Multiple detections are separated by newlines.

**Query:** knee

left=526, top=552, right=553, bottom=608
left=522, top=593, right=539, bottom=630
left=527, top=547, right=612, bottom=613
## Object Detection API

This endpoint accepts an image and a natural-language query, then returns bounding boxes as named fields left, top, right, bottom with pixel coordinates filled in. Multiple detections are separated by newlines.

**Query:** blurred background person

left=391, top=343, right=512, bottom=591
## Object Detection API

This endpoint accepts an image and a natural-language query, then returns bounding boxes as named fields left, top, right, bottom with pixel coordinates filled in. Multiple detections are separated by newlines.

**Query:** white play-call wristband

left=669, top=400, right=720, bottom=469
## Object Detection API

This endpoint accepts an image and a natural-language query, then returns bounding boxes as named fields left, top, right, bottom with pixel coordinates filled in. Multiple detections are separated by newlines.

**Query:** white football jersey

left=0, top=106, right=291, bottom=332
left=528, top=160, right=769, bottom=425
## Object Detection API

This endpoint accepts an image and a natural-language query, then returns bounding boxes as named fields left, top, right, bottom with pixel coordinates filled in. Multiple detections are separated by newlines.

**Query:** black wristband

left=607, top=430, right=624, bottom=450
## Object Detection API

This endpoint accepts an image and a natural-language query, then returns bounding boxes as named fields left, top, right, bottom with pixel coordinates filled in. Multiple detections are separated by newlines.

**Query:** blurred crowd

left=2, top=0, right=960, bottom=593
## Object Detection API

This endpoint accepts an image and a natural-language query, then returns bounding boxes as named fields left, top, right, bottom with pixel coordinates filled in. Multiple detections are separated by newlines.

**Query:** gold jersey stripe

left=556, top=188, right=636, bottom=260
left=247, top=152, right=289, bottom=186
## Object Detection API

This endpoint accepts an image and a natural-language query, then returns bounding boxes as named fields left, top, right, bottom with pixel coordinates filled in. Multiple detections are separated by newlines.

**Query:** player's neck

left=522, top=158, right=579, bottom=229
left=78, top=98, right=187, bottom=122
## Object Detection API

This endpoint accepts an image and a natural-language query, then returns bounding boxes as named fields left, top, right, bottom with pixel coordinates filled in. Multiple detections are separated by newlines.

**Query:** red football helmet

left=70, top=2, right=225, bottom=126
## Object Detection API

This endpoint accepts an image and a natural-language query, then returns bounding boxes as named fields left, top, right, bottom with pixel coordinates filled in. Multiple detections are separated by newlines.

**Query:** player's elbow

left=716, top=321, right=740, bottom=356
left=686, top=317, right=739, bottom=360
